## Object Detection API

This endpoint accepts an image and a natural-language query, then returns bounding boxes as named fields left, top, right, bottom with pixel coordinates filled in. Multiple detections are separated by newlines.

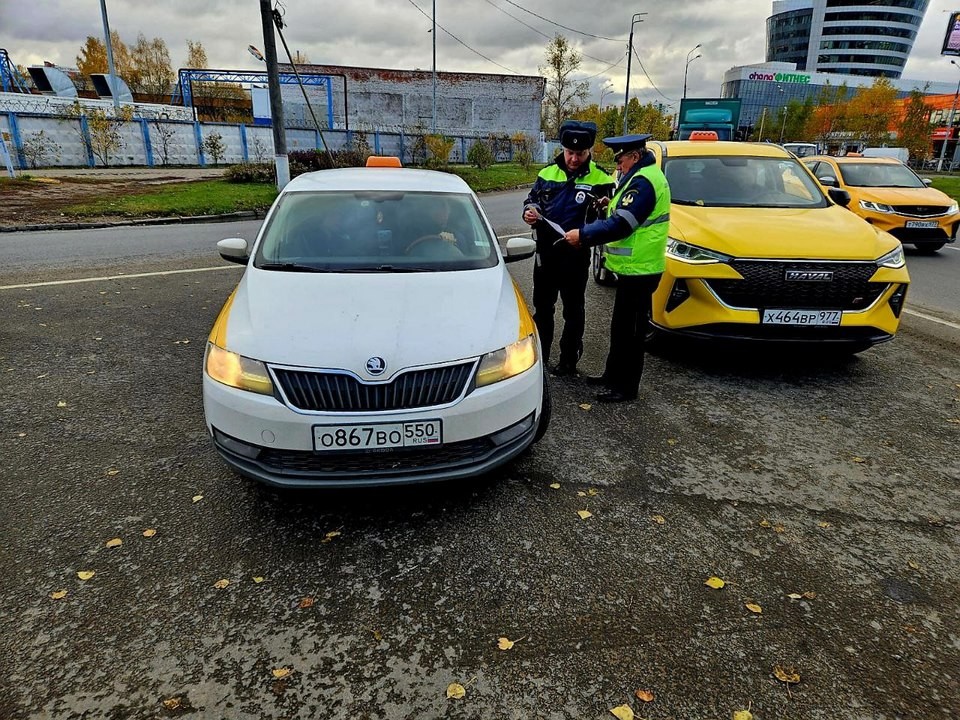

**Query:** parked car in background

left=593, top=138, right=911, bottom=353
left=803, top=155, right=958, bottom=254
left=782, top=142, right=819, bottom=158
left=203, top=158, right=549, bottom=488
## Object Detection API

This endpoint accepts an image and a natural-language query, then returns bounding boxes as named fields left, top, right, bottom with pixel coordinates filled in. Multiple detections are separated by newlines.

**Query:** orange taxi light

left=366, top=156, right=403, bottom=167
left=689, top=131, right=719, bottom=142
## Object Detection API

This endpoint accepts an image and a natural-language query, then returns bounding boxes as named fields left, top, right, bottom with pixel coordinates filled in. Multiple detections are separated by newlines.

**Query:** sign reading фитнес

left=748, top=71, right=811, bottom=84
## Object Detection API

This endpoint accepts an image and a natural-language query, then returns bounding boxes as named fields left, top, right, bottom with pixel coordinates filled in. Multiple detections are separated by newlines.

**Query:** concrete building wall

left=278, top=64, right=545, bottom=139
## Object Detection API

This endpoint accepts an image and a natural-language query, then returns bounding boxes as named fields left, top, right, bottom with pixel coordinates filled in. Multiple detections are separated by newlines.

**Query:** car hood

left=669, top=204, right=896, bottom=260
left=851, top=186, right=954, bottom=206
left=220, top=266, right=522, bottom=378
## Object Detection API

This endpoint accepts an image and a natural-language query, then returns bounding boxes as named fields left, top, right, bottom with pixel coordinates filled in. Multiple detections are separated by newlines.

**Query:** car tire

left=914, top=243, right=944, bottom=254
left=533, top=374, right=552, bottom=443
left=592, top=246, right=617, bottom=286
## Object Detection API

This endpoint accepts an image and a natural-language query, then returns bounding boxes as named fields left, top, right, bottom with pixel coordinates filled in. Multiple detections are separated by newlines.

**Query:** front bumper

left=859, top=211, right=958, bottom=246
left=202, top=363, right=543, bottom=488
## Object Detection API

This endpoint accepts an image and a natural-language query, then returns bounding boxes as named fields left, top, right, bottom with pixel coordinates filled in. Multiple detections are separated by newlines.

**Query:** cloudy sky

left=3, top=0, right=960, bottom=110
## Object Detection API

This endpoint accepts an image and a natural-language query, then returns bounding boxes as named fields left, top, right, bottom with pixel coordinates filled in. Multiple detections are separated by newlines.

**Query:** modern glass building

left=721, top=62, right=955, bottom=134
left=766, top=0, right=930, bottom=79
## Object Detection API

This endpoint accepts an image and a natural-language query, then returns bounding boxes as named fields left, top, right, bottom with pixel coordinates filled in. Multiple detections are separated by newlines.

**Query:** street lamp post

left=622, top=12, right=646, bottom=135
left=936, top=59, right=960, bottom=172
left=779, top=105, right=788, bottom=144
left=758, top=107, right=767, bottom=141
left=682, top=44, right=701, bottom=99
left=599, top=80, right=614, bottom=110
left=98, top=0, right=120, bottom=112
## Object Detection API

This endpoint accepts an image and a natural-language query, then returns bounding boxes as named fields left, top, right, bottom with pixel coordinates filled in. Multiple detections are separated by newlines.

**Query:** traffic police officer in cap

left=522, top=120, right=615, bottom=376
left=563, top=133, right=671, bottom=402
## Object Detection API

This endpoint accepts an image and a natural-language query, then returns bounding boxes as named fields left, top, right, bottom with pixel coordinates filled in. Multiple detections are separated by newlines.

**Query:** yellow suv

left=803, top=155, right=959, bottom=254
left=592, top=140, right=911, bottom=352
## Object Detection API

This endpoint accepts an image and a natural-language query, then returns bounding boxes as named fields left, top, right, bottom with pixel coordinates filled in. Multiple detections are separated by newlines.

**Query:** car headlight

left=859, top=199, right=895, bottom=214
left=666, top=238, right=731, bottom=264
left=205, top=342, right=274, bottom=395
left=876, top=244, right=905, bottom=269
left=948, top=201, right=959, bottom=215
left=475, top=334, right=537, bottom=387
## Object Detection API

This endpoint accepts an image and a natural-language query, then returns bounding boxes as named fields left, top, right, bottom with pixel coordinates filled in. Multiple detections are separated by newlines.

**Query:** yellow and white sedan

left=594, top=139, right=910, bottom=352
left=203, top=159, right=548, bottom=488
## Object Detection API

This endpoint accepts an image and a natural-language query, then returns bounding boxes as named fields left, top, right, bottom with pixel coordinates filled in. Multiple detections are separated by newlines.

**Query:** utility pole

left=259, top=0, right=289, bottom=189
left=432, top=0, right=437, bottom=133
left=622, top=12, right=645, bottom=135
left=98, top=0, right=120, bottom=112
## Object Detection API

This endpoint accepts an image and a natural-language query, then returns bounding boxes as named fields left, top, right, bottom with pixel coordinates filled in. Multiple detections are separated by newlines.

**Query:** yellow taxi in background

left=594, top=138, right=910, bottom=353
left=802, top=155, right=959, bottom=254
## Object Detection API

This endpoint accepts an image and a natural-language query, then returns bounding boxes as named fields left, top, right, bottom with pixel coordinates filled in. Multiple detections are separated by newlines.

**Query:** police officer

left=563, top=134, right=670, bottom=403
left=522, top=120, right=615, bottom=376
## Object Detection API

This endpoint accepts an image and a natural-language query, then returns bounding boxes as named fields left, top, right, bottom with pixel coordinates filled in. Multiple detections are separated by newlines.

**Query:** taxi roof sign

left=366, top=156, right=402, bottom=168
left=689, top=130, right=719, bottom=141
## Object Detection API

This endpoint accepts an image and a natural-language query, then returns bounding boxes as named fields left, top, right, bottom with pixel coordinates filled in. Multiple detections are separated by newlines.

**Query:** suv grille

left=273, top=362, right=475, bottom=412
left=705, top=261, right=886, bottom=311
left=892, top=205, right=949, bottom=217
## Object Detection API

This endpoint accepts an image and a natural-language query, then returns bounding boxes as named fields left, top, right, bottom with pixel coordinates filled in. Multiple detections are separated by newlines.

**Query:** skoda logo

left=365, top=356, right=387, bottom=376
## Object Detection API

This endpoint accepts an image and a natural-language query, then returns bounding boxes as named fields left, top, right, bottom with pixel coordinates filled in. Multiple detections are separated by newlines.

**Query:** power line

left=495, top=0, right=622, bottom=42
left=403, top=0, right=520, bottom=74
left=578, top=51, right=627, bottom=81
left=631, top=45, right=676, bottom=103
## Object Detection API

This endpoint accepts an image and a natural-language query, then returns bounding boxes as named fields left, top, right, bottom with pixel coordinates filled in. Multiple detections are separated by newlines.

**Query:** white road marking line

left=904, top=308, right=960, bottom=331
left=945, top=244, right=959, bottom=252
left=0, top=265, right=240, bottom=291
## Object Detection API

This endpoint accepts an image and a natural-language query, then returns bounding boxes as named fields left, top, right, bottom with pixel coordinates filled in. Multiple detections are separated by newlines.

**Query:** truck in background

left=862, top=147, right=909, bottom=163
left=676, top=98, right=742, bottom=141
left=782, top=142, right=820, bottom=158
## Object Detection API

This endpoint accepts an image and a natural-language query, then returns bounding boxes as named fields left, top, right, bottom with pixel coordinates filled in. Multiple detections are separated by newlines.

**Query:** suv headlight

left=948, top=201, right=959, bottom=215
left=205, top=342, right=274, bottom=394
left=475, top=334, right=537, bottom=387
left=859, top=199, right=895, bottom=214
left=666, top=238, right=731, bottom=264
left=876, top=244, right=905, bottom=269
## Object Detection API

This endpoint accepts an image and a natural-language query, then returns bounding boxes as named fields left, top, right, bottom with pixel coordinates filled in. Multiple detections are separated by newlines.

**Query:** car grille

left=892, top=205, right=950, bottom=217
left=888, top=227, right=949, bottom=242
left=273, top=362, right=475, bottom=412
left=257, top=437, right=494, bottom=474
left=705, top=261, right=886, bottom=311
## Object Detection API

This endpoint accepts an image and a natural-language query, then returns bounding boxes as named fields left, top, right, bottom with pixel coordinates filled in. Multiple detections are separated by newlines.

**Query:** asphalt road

left=1, top=206, right=959, bottom=719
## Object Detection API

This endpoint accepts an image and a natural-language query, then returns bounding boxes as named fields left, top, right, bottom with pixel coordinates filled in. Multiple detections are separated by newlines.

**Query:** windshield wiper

left=338, top=265, right=439, bottom=272
left=258, top=262, right=328, bottom=272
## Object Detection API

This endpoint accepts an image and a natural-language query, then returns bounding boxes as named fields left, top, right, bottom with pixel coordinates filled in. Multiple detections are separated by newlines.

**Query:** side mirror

left=217, top=237, right=250, bottom=265
left=922, top=178, right=933, bottom=186
left=503, top=236, right=536, bottom=263
left=828, top=187, right=851, bottom=207
left=818, top=175, right=838, bottom=187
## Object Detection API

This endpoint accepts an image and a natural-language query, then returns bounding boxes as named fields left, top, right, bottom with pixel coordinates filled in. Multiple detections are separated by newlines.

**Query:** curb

left=0, top=210, right=267, bottom=233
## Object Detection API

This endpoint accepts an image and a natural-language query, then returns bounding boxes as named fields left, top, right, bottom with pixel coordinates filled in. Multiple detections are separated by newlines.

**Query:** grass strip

left=62, top=180, right=278, bottom=218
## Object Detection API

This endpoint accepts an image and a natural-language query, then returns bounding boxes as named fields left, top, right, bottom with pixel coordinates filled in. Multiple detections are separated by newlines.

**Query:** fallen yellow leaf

left=77, top=570, right=95, bottom=581
left=446, top=682, right=466, bottom=699
left=192, top=494, right=203, bottom=503
left=105, top=538, right=122, bottom=548
left=577, top=510, right=593, bottom=520
left=50, top=589, right=67, bottom=600
left=773, top=524, right=786, bottom=533
left=802, top=591, right=817, bottom=600
left=667, top=438, right=677, bottom=445
left=105, top=469, right=119, bottom=476
left=299, top=597, right=314, bottom=609
left=143, top=528, right=157, bottom=538
left=732, top=711, right=753, bottom=720
left=56, top=401, right=67, bottom=408
left=253, top=576, right=265, bottom=583
left=579, top=403, right=592, bottom=410
left=852, top=456, right=866, bottom=463
left=635, top=688, right=654, bottom=702
left=818, top=521, right=831, bottom=528
left=371, top=629, right=383, bottom=641
left=214, top=579, right=229, bottom=589
left=908, top=561, right=919, bottom=570
left=947, top=418, right=960, bottom=424
left=787, top=593, right=803, bottom=600
left=759, top=519, right=771, bottom=528
left=162, top=697, right=182, bottom=710
left=577, top=491, right=587, bottom=497
left=773, top=665, right=801, bottom=684
left=651, top=514, right=666, bottom=525
left=587, top=488, right=599, bottom=496
left=705, top=576, right=725, bottom=589
left=271, top=668, right=291, bottom=679
left=610, top=704, right=635, bottom=720
left=745, top=602, right=763, bottom=614
left=549, top=483, right=561, bottom=489
left=497, top=637, right=515, bottom=651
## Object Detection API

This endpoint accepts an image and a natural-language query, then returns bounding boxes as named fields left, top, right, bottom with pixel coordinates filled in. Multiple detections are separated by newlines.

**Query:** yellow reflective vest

left=603, top=164, right=671, bottom=276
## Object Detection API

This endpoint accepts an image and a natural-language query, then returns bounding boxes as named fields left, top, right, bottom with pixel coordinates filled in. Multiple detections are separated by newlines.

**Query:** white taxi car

left=203, top=158, right=548, bottom=488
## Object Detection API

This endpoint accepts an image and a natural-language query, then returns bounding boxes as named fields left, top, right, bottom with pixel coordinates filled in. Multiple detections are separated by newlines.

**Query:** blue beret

left=559, top=120, right=597, bottom=150
left=603, top=134, right=652, bottom=156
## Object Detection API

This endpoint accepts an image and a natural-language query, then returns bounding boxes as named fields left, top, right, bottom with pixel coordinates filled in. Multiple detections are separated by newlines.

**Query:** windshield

left=784, top=144, right=818, bottom=158
left=663, top=155, right=829, bottom=208
left=254, top=190, right=499, bottom=272
left=837, top=162, right=925, bottom=188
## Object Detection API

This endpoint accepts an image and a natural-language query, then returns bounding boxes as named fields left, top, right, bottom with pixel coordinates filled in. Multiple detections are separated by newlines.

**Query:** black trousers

left=603, top=273, right=663, bottom=395
left=532, top=251, right=590, bottom=366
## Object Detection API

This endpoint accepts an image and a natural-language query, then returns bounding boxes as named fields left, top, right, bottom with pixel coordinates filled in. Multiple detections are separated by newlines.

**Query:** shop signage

left=747, top=71, right=811, bottom=84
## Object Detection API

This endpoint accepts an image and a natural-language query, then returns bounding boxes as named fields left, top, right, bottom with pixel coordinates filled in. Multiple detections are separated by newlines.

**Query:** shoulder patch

left=620, top=190, right=638, bottom=208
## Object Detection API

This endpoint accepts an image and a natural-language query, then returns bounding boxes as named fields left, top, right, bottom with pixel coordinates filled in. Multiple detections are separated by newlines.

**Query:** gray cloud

left=2, top=0, right=958, bottom=111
